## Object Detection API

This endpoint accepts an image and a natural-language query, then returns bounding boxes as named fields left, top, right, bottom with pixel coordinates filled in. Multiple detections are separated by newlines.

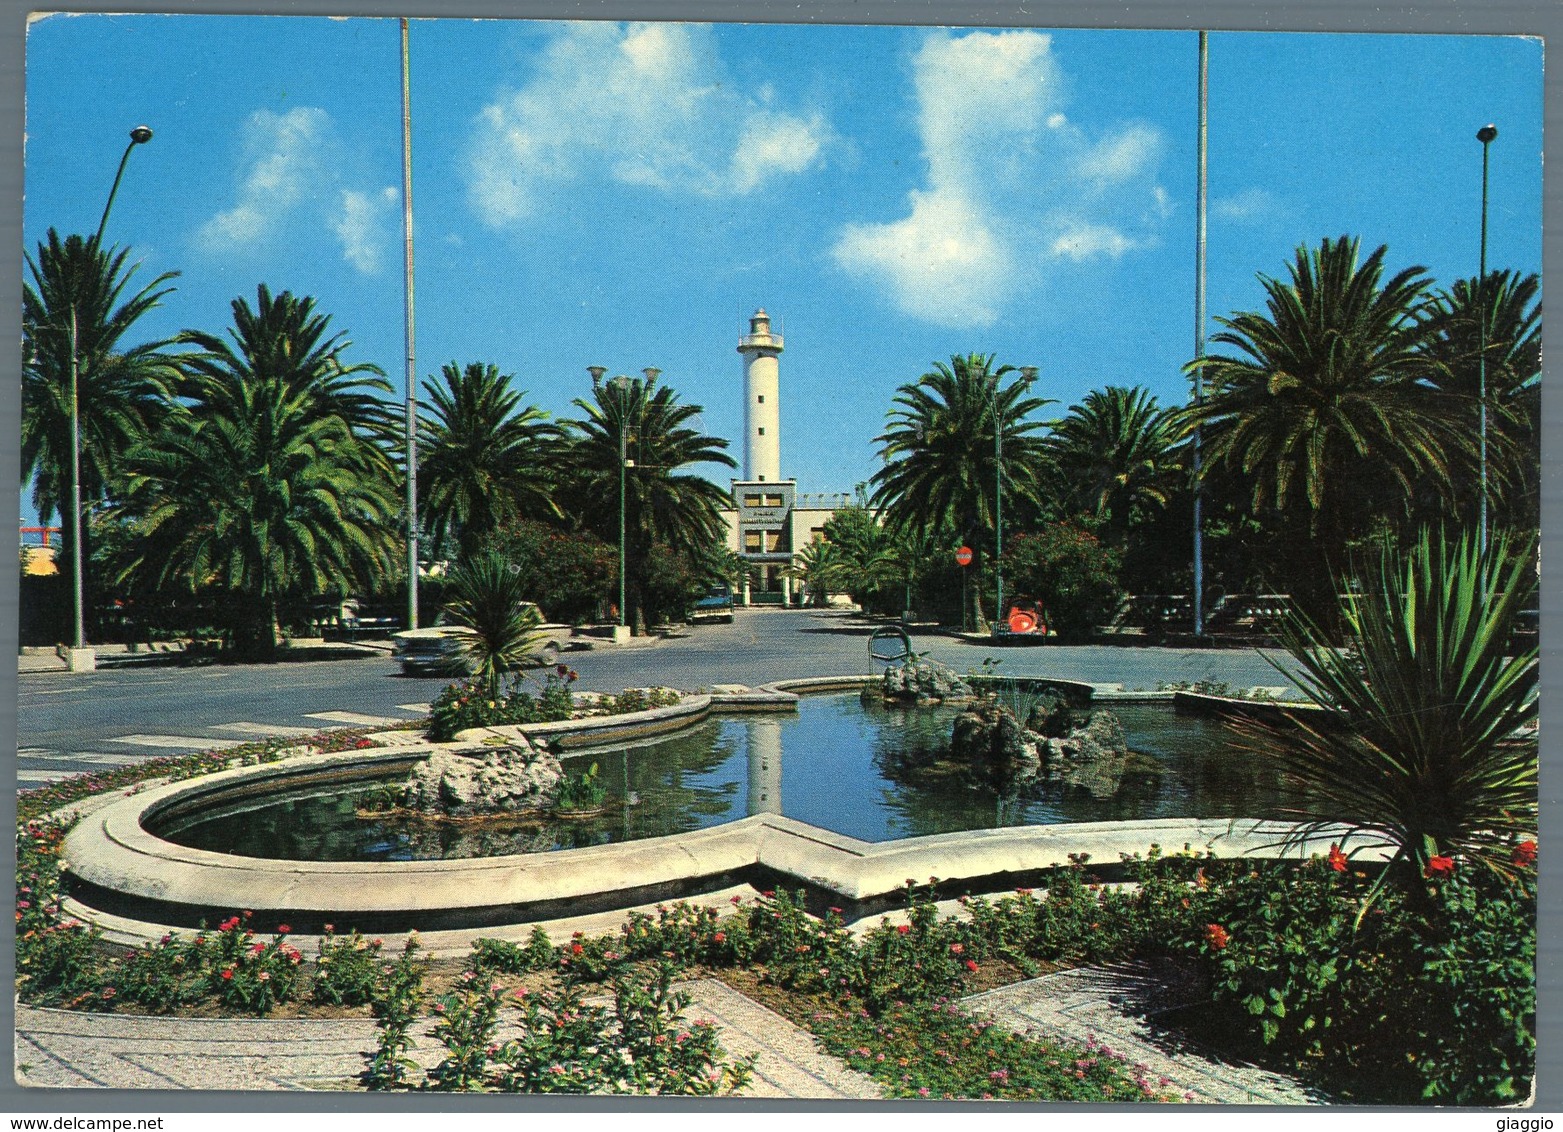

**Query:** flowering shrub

left=364, top=936, right=428, bottom=1091
left=482, top=960, right=753, bottom=1095
left=470, top=927, right=554, bottom=975
left=1195, top=851, right=1537, bottom=1104
left=606, top=687, right=682, bottom=715
left=427, top=974, right=505, bottom=1092
left=428, top=670, right=577, bottom=741
left=206, top=913, right=304, bottom=1015
left=814, top=999, right=1175, bottom=1102
left=116, top=932, right=212, bottom=1012
left=311, top=927, right=385, bottom=1006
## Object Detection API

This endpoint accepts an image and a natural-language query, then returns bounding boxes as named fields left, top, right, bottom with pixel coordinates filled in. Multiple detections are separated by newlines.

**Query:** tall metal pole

left=93, top=127, right=153, bottom=250
left=401, top=18, right=420, bottom=629
left=994, top=376, right=1003, bottom=638
left=70, top=125, right=152, bottom=659
left=1192, top=30, right=1209, bottom=637
left=1477, top=123, right=1497, bottom=555
left=68, top=307, right=84, bottom=651
left=619, top=418, right=628, bottom=629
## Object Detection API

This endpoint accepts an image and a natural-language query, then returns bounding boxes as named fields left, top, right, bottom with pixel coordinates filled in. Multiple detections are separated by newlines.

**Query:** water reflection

left=153, top=695, right=1305, bottom=861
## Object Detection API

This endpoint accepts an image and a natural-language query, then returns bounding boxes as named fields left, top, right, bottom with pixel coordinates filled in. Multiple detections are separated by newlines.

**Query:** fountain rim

left=56, top=674, right=1349, bottom=935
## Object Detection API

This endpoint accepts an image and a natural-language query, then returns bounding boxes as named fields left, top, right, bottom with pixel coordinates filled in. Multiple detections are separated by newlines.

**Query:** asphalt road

left=16, top=609, right=1296, bottom=787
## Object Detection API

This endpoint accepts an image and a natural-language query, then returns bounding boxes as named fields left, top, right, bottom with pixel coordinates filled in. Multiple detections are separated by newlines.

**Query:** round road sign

left=954, top=546, right=973, bottom=567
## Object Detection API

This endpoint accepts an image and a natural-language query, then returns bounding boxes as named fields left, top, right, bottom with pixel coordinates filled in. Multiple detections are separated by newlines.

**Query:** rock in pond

left=405, top=739, right=564, bottom=819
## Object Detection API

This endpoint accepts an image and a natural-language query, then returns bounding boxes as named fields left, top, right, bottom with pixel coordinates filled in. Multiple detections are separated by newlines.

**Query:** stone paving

left=16, top=962, right=1322, bottom=1102
left=14, top=978, right=880, bottom=1098
left=963, top=958, right=1324, bottom=1105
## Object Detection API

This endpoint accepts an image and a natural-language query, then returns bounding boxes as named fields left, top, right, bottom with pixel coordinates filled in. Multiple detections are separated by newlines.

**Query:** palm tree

left=115, top=292, right=398, bottom=654
left=1187, top=237, right=1468, bottom=614
left=1238, top=528, right=1537, bottom=887
left=443, top=550, right=549, bottom=700
left=1044, top=385, right=1182, bottom=546
left=870, top=354, right=1052, bottom=630
left=1421, top=271, right=1541, bottom=531
left=565, top=372, right=735, bottom=634
left=177, top=285, right=395, bottom=445
left=418, top=362, right=565, bottom=560
left=22, top=229, right=179, bottom=534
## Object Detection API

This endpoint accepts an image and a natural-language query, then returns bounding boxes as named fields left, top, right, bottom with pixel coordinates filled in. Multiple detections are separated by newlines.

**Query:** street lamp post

left=590, top=366, right=630, bottom=629
left=1477, top=122, right=1497, bottom=554
left=67, top=126, right=153, bottom=666
left=993, top=365, right=1038, bottom=638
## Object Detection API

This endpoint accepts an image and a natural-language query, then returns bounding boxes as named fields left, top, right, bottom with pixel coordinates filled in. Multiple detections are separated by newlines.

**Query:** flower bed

left=427, top=668, right=685, bottom=742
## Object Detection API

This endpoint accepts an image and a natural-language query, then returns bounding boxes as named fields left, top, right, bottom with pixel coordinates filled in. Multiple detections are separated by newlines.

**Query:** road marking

left=105, top=734, right=249, bottom=749
left=397, top=703, right=432, bottom=713
left=25, top=687, right=82, bottom=696
left=304, top=711, right=403, bottom=726
left=211, top=722, right=320, bottom=738
left=18, top=769, right=71, bottom=784
left=19, top=751, right=141, bottom=766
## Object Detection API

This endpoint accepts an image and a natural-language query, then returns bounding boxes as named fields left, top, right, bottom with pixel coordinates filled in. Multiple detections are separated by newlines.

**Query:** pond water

left=150, top=694, right=1303, bottom=862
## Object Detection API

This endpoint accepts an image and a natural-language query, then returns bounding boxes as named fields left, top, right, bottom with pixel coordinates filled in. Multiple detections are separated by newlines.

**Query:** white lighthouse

left=738, top=308, right=783, bottom=482
left=723, top=308, right=851, bottom=607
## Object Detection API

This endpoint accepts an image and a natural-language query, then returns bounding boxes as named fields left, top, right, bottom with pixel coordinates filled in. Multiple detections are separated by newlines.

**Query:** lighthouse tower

left=738, top=308, right=783, bottom=482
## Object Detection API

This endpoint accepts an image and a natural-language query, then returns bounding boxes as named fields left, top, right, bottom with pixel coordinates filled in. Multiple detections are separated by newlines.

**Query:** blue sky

left=22, top=16, right=1544, bottom=524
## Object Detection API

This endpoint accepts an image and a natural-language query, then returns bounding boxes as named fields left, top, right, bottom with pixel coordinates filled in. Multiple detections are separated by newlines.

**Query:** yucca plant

left=444, top=551, right=548, bottom=700
left=1241, top=527, right=1537, bottom=885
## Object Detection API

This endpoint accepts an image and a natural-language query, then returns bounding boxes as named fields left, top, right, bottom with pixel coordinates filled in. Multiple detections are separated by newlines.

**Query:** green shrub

left=428, top=671, right=576, bottom=741
left=364, top=936, right=428, bottom=1091
left=813, top=1000, right=1176, bottom=1102
left=470, top=927, right=555, bottom=975
left=311, top=927, right=385, bottom=1007
left=1197, top=850, right=1537, bottom=1104
left=204, top=914, right=304, bottom=1015
left=555, top=762, right=607, bottom=812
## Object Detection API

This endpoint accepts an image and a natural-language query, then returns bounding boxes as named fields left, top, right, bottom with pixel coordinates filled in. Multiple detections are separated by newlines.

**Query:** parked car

left=392, top=603, right=572, bottom=676
left=995, top=596, right=1052, bottom=643
left=688, top=586, right=736, bottom=625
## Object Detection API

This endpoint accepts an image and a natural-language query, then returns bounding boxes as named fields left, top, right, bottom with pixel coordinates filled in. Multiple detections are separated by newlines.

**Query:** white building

left=718, top=309, right=851, bottom=606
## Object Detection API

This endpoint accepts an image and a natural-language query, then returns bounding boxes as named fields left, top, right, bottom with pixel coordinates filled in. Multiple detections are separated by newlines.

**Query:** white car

left=392, top=605, right=572, bottom=676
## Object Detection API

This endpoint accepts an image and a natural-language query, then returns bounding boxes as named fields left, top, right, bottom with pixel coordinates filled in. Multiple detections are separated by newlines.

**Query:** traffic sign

left=954, top=546, right=973, bottom=567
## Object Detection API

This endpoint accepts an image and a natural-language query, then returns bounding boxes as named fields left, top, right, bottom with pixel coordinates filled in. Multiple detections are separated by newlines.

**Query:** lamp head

left=1477, top=124, right=1498, bottom=144
left=642, top=366, right=661, bottom=384
left=129, top=125, right=153, bottom=145
left=608, top=374, right=631, bottom=393
left=587, top=365, right=607, bottom=386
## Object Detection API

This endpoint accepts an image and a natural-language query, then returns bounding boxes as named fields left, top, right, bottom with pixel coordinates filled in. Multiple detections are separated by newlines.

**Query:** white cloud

left=1213, top=187, right=1277, bottom=223
left=197, top=107, right=327, bottom=250
left=333, top=187, right=397, bottom=274
left=197, top=107, right=393, bottom=275
left=467, top=22, right=829, bottom=226
left=1075, top=124, right=1162, bottom=184
left=1051, top=223, right=1137, bottom=261
left=833, top=189, right=1008, bottom=326
left=830, top=30, right=1170, bottom=327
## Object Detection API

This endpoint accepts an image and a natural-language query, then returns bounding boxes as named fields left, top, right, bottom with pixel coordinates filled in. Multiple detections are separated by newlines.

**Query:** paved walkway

left=16, top=964, right=1318, bottom=1102
left=14, top=978, right=880, bottom=1098
left=965, top=958, right=1324, bottom=1105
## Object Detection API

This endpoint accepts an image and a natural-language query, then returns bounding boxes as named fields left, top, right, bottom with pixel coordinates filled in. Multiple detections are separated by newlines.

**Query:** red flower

left=896, top=924, right=911, bottom=935
left=220, top=968, right=235, bottom=980
left=1424, top=855, right=1455, bottom=879
left=712, top=932, right=726, bottom=944
left=1204, top=924, right=1230, bottom=950
left=571, top=943, right=584, bottom=955
left=1513, top=840, right=1538, bottom=868
left=1327, top=844, right=1348, bottom=873
left=965, top=960, right=979, bottom=973
left=276, top=924, right=291, bottom=935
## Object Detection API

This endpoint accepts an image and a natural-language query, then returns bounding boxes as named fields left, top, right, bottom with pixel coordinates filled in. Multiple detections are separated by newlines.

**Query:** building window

left=763, top=494, right=784, bottom=508
left=757, top=395, right=765, bottom=403
left=743, top=493, right=762, bottom=507
left=744, top=531, right=763, bottom=552
left=757, top=427, right=765, bottom=435
left=763, top=529, right=784, bottom=552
